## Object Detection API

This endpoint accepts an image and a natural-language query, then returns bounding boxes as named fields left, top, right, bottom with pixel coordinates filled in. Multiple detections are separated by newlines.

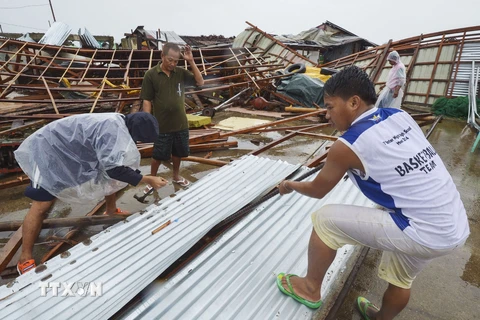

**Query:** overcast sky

left=1, top=0, right=479, bottom=45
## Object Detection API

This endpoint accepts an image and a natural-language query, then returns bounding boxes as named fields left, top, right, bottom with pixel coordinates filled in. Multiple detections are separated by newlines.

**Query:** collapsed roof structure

left=0, top=20, right=477, bottom=319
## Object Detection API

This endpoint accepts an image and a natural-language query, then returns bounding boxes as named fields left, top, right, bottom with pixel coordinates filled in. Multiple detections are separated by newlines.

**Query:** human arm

left=278, top=140, right=364, bottom=198
left=142, top=100, right=153, bottom=113
left=106, top=166, right=167, bottom=189
left=140, top=72, right=154, bottom=113
left=183, top=45, right=204, bottom=86
left=392, top=85, right=402, bottom=98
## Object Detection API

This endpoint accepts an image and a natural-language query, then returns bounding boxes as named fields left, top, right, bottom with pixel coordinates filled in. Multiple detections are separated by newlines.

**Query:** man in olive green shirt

left=141, top=42, right=204, bottom=187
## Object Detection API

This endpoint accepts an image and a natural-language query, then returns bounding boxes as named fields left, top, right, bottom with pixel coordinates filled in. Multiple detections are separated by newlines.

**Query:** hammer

left=134, top=186, right=154, bottom=203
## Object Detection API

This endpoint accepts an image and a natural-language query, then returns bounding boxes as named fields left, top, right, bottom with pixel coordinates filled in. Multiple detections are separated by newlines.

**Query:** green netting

left=432, top=96, right=480, bottom=119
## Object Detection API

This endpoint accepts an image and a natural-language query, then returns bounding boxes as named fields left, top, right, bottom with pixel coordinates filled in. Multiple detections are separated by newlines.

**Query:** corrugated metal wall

left=449, top=42, right=480, bottom=97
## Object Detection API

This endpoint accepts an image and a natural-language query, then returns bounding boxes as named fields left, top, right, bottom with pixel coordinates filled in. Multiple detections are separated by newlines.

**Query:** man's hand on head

left=183, top=45, right=194, bottom=63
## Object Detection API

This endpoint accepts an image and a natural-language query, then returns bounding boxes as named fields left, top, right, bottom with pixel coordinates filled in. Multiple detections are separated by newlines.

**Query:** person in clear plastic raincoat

left=376, top=51, right=406, bottom=109
left=14, top=112, right=168, bottom=274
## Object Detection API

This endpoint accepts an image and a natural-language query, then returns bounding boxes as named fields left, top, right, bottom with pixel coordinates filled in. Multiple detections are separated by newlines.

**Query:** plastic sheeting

left=14, top=113, right=140, bottom=203
left=375, top=87, right=403, bottom=109
left=277, top=73, right=325, bottom=108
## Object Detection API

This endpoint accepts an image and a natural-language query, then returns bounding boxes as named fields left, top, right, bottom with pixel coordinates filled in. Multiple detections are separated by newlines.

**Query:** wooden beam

left=37, top=45, right=64, bottom=79
left=424, top=34, right=446, bottom=104
left=181, top=156, right=228, bottom=167
left=220, top=109, right=326, bottom=138
left=41, top=76, right=60, bottom=114
left=0, top=175, right=30, bottom=190
left=0, top=226, right=23, bottom=273
left=0, top=44, right=47, bottom=98
left=79, top=48, right=98, bottom=83
left=41, top=200, right=106, bottom=263
left=0, top=119, right=46, bottom=136
left=59, top=47, right=80, bottom=82
left=0, top=215, right=127, bottom=232
left=285, top=131, right=338, bottom=141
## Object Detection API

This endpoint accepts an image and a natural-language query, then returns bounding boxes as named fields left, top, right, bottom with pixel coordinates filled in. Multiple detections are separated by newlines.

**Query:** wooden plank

left=0, top=44, right=47, bottom=98
left=220, top=109, right=326, bottom=138
left=41, top=76, right=60, bottom=114
left=306, top=151, right=329, bottom=168
left=424, top=34, right=446, bottom=104
left=0, top=215, right=127, bottom=232
left=182, top=156, right=228, bottom=167
left=0, top=226, right=23, bottom=273
left=285, top=131, right=338, bottom=141
left=37, top=45, right=64, bottom=79
left=249, top=123, right=326, bottom=156
left=148, top=49, right=154, bottom=70
left=0, top=119, right=46, bottom=136
left=229, top=48, right=260, bottom=90
left=79, top=48, right=98, bottom=83
left=41, top=200, right=106, bottom=263
left=198, top=48, right=207, bottom=76
left=59, top=47, right=80, bottom=82
left=0, top=175, right=30, bottom=190
left=0, top=42, right=27, bottom=72
left=89, top=80, right=106, bottom=113
left=123, top=49, right=134, bottom=83
left=447, top=32, right=466, bottom=97
left=249, top=132, right=297, bottom=156
left=255, top=123, right=331, bottom=132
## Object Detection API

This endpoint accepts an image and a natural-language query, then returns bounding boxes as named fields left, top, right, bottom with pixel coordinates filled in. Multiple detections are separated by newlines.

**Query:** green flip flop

left=276, top=273, right=323, bottom=309
left=356, top=296, right=379, bottom=320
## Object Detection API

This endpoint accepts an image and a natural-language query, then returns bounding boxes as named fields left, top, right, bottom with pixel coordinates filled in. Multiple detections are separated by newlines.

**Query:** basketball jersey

left=339, top=107, right=469, bottom=249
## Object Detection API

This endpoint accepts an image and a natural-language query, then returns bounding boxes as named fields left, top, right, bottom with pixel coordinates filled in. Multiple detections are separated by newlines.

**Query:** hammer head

left=134, top=186, right=154, bottom=203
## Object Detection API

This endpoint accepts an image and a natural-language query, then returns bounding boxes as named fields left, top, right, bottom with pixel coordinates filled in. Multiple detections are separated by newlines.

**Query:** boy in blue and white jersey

left=276, top=66, right=469, bottom=319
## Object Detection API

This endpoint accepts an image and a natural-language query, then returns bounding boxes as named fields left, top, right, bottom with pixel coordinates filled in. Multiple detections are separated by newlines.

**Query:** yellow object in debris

left=304, top=66, right=331, bottom=83
left=213, top=117, right=271, bottom=131
left=61, top=78, right=71, bottom=88
left=187, top=114, right=211, bottom=128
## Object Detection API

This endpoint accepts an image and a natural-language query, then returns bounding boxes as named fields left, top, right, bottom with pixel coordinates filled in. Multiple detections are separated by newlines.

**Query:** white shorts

left=311, top=204, right=463, bottom=289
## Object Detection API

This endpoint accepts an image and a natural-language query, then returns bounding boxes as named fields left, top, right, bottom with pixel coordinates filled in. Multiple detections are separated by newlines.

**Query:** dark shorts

left=25, top=183, right=55, bottom=202
left=152, top=129, right=190, bottom=161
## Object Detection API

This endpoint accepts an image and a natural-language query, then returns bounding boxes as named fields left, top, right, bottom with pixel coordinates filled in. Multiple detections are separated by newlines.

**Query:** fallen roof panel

left=116, top=171, right=374, bottom=319
left=0, top=155, right=300, bottom=320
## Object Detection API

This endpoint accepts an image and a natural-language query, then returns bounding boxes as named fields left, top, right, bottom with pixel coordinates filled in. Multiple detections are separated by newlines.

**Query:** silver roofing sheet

left=78, top=27, right=101, bottom=49
left=118, top=172, right=374, bottom=320
left=449, top=42, right=480, bottom=97
left=0, top=155, right=300, bottom=320
left=39, top=22, right=72, bottom=46
left=159, top=31, right=186, bottom=46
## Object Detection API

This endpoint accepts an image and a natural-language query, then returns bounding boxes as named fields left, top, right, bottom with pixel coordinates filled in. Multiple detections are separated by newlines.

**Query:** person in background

left=14, top=112, right=168, bottom=275
left=140, top=43, right=204, bottom=188
left=376, top=51, right=406, bottom=109
left=276, top=66, right=469, bottom=319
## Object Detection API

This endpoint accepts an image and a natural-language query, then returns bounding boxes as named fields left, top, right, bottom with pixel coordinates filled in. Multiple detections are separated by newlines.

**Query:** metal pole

left=48, top=0, right=57, bottom=22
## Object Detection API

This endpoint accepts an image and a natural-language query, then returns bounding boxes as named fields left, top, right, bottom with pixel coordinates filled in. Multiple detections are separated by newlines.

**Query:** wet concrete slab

left=335, top=118, right=480, bottom=320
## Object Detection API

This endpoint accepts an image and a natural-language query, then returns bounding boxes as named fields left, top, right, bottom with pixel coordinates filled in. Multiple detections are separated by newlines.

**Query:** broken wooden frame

left=320, top=25, right=480, bottom=106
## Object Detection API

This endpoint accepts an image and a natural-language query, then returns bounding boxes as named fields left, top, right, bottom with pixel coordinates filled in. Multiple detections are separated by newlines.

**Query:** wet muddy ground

left=1, top=111, right=478, bottom=320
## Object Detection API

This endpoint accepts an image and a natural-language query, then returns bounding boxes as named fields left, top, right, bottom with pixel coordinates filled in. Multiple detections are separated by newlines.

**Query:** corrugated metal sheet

left=232, top=30, right=314, bottom=67
left=0, top=156, right=300, bottom=320
left=117, top=171, right=374, bottom=319
left=38, top=22, right=72, bottom=46
left=449, top=42, right=480, bottom=97
left=159, top=31, right=186, bottom=46
left=78, top=28, right=101, bottom=49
